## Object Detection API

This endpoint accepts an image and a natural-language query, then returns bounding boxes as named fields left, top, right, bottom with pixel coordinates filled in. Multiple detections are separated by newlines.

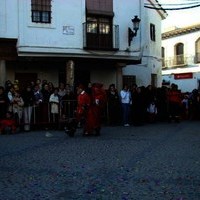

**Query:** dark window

left=123, top=75, right=136, bottom=88
left=162, top=47, right=165, bottom=67
left=31, top=0, right=51, bottom=23
left=150, top=23, right=156, bottom=41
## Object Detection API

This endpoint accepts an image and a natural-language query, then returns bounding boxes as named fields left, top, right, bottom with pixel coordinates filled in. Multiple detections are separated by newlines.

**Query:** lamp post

left=128, top=15, right=141, bottom=46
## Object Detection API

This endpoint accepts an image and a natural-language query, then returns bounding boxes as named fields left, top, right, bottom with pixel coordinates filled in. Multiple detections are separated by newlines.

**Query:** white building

left=162, top=24, right=200, bottom=93
left=0, top=0, right=166, bottom=90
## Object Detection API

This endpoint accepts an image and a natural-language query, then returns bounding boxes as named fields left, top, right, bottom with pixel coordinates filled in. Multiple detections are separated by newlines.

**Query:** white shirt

left=147, top=103, right=157, bottom=114
left=49, top=94, right=59, bottom=104
left=120, top=90, right=131, bottom=104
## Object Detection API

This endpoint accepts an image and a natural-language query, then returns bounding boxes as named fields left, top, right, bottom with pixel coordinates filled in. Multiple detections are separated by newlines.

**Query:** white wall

left=0, top=0, right=18, bottom=38
left=113, top=0, right=141, bottom=51
left=18, top=0, right=84, bottom=49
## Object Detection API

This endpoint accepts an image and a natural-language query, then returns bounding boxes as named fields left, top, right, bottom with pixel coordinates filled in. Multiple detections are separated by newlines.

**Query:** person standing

left=40, top=84, right=51, bottom=129
left=107, top=84, right=120, bottom=126
left=33, top=84, right=43, bottom=128
left=0, top=86, right=8, bottom=120
left=76, top=84, right=91, bottom=136
left=120, top=85, right=132, bottom=126
left=167, top=83, right=182, bottom=122
left=49, top=88, right=60, bottom=129
left=12, top=91, right=24, bottom=127
left=87, top=83, right=107, bottom=136
left=21, top=85, right=35, bottom=131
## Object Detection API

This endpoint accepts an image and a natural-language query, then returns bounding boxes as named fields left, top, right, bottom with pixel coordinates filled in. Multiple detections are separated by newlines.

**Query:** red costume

left=0, top=118, right=16, bottom=134
left=86, top=83, right=107, bottom=135
left=167, top=85, right=182, bottom=122
left=75, top=83, right=106, bottom=136
left=76, top=90, right=91, bottom=125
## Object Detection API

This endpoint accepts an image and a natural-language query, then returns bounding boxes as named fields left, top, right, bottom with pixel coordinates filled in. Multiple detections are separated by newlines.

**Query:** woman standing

left=21, top=85, right=35, bottom=131
left=107, top=84, right=120, bottom=126
left=0, top=86, right=8, bottom=120
left=49, top=88, right=60, bottom=129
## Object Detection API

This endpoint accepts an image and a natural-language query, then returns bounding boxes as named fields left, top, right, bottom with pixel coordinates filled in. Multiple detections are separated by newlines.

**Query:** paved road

left=0, top=121, right=200, bottom=200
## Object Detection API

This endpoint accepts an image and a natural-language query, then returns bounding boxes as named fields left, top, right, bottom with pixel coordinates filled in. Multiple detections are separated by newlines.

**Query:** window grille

left=31, top=0, right=51, bottom=23
left=150, top=23, right=156, bottom=41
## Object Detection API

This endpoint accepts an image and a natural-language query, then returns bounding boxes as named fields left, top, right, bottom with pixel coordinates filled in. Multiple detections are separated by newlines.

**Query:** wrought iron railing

left=194, top=53, right=200, bottom=63
left=162, top=55, right=198, bottom=68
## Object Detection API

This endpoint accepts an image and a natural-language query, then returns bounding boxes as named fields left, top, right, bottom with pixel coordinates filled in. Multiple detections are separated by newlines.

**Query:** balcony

left=162, top=54, right=196, bottom=69
left=83, top=23, right=119, bottom=51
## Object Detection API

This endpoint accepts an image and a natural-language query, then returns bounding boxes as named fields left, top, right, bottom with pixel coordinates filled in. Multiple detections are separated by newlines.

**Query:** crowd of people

left=1, top=78, right=200, bottom=135
left=109, top=83, right=200, bottom=126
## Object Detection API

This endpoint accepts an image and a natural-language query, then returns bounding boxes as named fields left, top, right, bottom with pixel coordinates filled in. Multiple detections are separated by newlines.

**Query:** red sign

left=174, top=73, right=193, bottom=80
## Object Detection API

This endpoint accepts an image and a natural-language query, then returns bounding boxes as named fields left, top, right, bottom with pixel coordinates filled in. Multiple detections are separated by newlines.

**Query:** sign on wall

left=63, top=26, right=75, bottom=35
left=174, top=73, right=193, bottom=80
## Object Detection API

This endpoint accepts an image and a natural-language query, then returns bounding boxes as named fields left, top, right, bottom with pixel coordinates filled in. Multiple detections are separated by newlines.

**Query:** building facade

left=162, top=24, right=200, bottom=92
left=0, top=0, right=166, bottom=90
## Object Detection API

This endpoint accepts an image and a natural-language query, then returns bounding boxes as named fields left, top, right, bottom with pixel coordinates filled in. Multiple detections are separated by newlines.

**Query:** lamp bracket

left=128, top=28, right=137, bottom=46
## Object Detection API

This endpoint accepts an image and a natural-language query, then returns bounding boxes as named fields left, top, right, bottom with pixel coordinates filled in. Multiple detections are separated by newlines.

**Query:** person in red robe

left=65, top=83, right=106, bottom=137
left=167, top=83, right=182, bottom=122
left=86, top=83, right=107, bottom=136
left=76, top=84, right=91, bottom=136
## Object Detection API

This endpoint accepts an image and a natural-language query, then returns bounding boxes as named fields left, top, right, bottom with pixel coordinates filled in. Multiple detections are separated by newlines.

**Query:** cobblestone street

left=0, top=121, right=200, bottom=200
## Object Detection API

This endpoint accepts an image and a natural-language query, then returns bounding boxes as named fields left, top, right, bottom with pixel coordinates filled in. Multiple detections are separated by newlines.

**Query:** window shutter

left=86, top=0, right=113, bottom=16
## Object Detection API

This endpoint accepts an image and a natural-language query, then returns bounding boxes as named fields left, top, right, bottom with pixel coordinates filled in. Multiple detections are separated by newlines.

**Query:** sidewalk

left=0, top=121, right=200, bottom=200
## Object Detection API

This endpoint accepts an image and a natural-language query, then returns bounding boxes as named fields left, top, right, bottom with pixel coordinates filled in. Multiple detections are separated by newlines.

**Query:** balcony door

left=195, top=38, right=200, bottom=63
left=175, top=43, right=184, bottom=65
left=86, top=16, right=113, bottom=50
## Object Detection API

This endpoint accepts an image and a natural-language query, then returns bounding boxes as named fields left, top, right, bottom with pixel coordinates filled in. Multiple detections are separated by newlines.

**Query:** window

left=85, top=16, right=113, bottom=49
left=174, top=43, right=184, bottom=65
left=123, top=75, right=136, bottom=88
left=195, top=38, right=200, bottom=63
left=162, top=47, right=165, bottom=67
left=87, top=17, right=111, bottom=34
left=150, top=23, right=156, bottom=41
left=31, top=0, right=51, bottom=23
left=99, top=18, right=110, bottom=34
left=87, top=17, right=98, bottom=33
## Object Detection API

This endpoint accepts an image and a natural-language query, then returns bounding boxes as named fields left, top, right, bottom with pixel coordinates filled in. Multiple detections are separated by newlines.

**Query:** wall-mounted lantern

left=128, top=15, right=141, bottom=46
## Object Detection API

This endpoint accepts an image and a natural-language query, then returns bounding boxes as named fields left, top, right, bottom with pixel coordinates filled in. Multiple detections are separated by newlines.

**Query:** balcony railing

left=83, top=23, right=119, bottom=51
left=173, top=54, right=185, bottom=66
left=162, top=55, right=198, bottom=69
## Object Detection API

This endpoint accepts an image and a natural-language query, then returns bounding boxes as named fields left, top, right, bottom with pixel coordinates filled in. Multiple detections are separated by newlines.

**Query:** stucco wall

left=0, top=0, right=18, bottom=38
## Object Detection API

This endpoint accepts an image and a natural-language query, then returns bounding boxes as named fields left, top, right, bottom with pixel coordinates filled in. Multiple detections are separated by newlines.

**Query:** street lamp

left=128, top=15, right=141, bottom=46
